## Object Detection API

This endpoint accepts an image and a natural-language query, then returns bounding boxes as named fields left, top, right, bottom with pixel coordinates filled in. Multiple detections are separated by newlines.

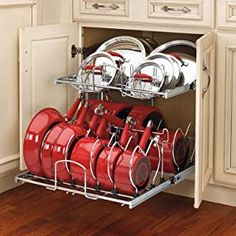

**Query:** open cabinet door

left=19, top=23, right=78, bottom=170
left=194, top=32, right=215, bottom=208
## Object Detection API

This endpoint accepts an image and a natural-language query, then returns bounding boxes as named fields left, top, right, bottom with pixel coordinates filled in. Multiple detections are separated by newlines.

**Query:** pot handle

left=108, top=50, right=125, bottom=61
left=134, top=73, right=153, bottom=82
left=88, top=104, right=104, bottom=132
left=139, top=120, right=153, bottom=150
left=167, top=52, right=186, bottom=66
left=96, top=117, right=107, bottom=138
left=75, top=101, right=90, bottom=127
left=64, top=96, right=82, bottom=121
left=84, top=65, right=103, bottom=75
left=119, top=121, right=130, bottom=147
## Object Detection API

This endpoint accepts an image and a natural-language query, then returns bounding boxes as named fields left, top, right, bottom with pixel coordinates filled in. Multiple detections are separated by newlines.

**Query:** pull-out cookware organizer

left=16, top=36, right=195, bottom=209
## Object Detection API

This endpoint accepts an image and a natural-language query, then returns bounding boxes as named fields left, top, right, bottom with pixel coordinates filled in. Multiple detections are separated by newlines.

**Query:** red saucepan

left=149, top=129, right=190, bottom=173
left=41, top=101, right=94, bottom=179
left=96, top=117, right=135, bottom=192
left=23, top=96, right=82, bottom=176
left=114, top=121, right=153, bottom=196
left=70, top=106, right=130, bottom=188
left=49, top=101, right=94, bottom=182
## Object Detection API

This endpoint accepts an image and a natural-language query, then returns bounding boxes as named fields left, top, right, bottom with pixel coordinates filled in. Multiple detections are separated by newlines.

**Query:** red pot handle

left=88, top=113, right=100, bottom=131
left=84, top=65, right=103, bottom=75
left=88, top=104, right=104, bottom=131
left=96, top=117, right=107, bottom=138
left=119, top=121, right=130, bottom=147
left=139, top=121, right=153, bottom=150
left=168, top=52, right=185, bottom=66
left=134, top=73, right=153, bottom=82
left=108, top=50, right=125, bottom=61
left=64, top=97, right=82, bottom=121
left=75, top=101, right=90, bottom=127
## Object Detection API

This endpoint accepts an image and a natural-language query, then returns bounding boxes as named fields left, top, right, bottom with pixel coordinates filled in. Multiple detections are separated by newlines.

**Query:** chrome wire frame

left=56, top=68, right=193, bottom=100
left=16, top=163, right=195, bottom=209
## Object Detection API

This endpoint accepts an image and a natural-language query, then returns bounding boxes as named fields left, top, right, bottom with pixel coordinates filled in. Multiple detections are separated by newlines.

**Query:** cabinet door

left=214, top=32, right=236, bottom=187
left=0, top=2, right=36, bottom=173
left=195, top=32, right=215, bottom=208
left=19, top=23, right=78, bottom=170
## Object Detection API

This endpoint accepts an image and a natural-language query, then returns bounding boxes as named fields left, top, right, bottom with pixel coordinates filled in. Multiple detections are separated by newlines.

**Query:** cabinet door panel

left=19, top=23, right=78, bottom=170
left=215, top=32, right=236, bottom=187
left=195, top=32, right=215, bottom=208
left=0, top=2, right=35, bottom=166
left=217, top=0, right=236, bottom=29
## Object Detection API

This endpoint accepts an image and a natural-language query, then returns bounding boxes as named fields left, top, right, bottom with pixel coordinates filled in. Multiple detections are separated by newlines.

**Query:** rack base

left=15, top=165, right=194, bottom=209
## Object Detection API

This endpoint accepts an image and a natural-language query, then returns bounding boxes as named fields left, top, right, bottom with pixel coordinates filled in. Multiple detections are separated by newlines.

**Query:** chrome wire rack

left=55, top=73, right=194, bottom=99
left=15, top=165, right=194, bottom=209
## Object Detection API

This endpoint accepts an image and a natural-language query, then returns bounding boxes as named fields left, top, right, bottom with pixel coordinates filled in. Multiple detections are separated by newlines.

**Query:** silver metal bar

left=55, top=76, right=192, bottom=99
left=15, top=165, right=194, bottom=209
left=129, top=165, right=195, bottom=209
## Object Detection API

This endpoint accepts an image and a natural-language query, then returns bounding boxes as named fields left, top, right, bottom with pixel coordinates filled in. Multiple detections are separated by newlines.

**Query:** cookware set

left=22, top=36, right=194, bottom=200
left=24, top=98, right=191, bottom=196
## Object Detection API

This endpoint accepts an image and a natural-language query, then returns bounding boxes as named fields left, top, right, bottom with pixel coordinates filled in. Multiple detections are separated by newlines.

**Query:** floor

left=0, top=184, right=236, bottom=236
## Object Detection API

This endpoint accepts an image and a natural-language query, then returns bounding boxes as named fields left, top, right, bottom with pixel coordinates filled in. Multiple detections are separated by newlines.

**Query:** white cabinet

left=73, top=0, right=215, bottom=31
left=147, top=0, right=214, bottom=28
left=217, top=0, right=236, bottom=29
left=214, top=32, right=236, bottom=187
left=19, top=23, right=78, bottom=170
left=0, top=1, right=36, bottom=178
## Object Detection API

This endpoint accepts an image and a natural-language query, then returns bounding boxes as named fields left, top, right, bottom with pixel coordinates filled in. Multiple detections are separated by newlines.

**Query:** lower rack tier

left=15, top=165, right=194, bottom=209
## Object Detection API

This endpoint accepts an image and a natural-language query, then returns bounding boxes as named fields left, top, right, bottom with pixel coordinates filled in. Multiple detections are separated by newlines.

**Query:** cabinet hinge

left=71, top=45, right=86, bottom=58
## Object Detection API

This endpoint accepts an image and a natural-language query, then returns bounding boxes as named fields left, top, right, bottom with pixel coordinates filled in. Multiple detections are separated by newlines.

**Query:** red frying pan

left=50, top=101, right=92, bottom=182
left=70, top=106, right=130, bottom=188
left=150, top=129, right=190, bottom=173
left=23, top=96, right=82, bottom=176
left=41, top=101, right=92, bottom=179
left=96, top=117, right=134, bottom=192
left=114, top=121, right=153, bottom=196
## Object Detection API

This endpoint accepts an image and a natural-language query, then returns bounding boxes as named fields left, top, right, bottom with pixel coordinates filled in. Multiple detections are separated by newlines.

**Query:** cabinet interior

left=83, top=27, right=202, bottom=137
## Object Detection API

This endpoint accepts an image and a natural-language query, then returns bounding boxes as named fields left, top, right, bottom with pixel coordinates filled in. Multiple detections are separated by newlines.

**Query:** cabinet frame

left=18, top=19, right=216, bottom=207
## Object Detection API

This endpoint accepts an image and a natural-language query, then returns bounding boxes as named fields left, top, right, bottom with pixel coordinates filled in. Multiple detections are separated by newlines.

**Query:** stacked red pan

left=23, top=99, right=190, bottom=196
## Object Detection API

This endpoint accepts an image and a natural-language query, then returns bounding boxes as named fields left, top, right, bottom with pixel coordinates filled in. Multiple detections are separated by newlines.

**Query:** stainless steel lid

left=151, top=40, right=197, bottom=86
left=77, top=52, right=117, bottom=92
left=96, top=36, right=147, bottom=77
left=126, top=60, right=165, bottom=99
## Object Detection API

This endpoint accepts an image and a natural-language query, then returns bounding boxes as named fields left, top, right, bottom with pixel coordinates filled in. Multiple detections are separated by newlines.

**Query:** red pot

left=149, top=129, right=190, bottom=173
left=113, top=121, right=153, bottom=196
left=23, top=97, right=82, bottom=176
left=41, top=101, right=94, bottom=179
left=49, top=102, right=91, bottom=182
left=70, top=105, right=130, bottom=188
left=96, top=118, right=132, bottom=191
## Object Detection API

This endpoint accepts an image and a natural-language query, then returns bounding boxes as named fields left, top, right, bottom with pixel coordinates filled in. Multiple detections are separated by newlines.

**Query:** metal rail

left=56, top=75, right=193, bottom=99
left=15, top=165, right=194, bottom=209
